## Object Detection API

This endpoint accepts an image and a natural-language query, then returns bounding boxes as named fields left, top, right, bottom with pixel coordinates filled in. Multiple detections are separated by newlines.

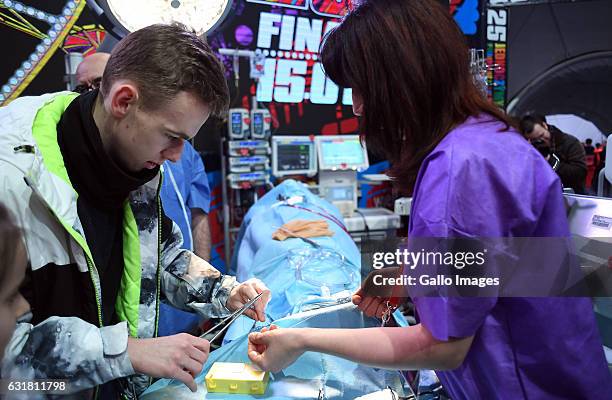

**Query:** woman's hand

left=247, top=325, right=305, bottom=373
left=352, top=266, right=402, bottom=318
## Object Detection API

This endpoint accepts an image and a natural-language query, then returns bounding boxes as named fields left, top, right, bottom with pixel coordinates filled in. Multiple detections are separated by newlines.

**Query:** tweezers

left=199, top=292, right=264, bottom=343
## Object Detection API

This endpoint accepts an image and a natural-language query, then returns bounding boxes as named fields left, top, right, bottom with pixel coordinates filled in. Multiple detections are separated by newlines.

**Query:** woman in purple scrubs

left=247, top=1, right=612, bottom=398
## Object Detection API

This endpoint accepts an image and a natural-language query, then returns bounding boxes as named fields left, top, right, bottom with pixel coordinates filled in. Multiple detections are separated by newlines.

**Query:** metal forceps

left=199, top=292, right=265, bottom=343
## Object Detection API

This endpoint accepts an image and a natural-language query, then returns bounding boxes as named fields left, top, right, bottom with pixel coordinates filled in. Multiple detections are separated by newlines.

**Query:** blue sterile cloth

left=230, top=180, right=359, bottom=281
left=225, top=180, right=361, bottom=341
left=141, top=181, right=408, bottom=399
left=141, top=303, right=409, bottom=400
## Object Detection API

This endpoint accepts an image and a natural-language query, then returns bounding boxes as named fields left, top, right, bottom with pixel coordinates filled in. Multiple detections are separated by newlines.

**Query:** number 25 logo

left=246, top=0, right=351, bottom=18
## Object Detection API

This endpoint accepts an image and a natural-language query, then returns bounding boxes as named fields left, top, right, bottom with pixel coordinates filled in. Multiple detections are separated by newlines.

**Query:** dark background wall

left=1, top=0, right=483, bottom=155
left=505, top=0, right=612, bottom=133
left=507, top=0, right=612, bottom=100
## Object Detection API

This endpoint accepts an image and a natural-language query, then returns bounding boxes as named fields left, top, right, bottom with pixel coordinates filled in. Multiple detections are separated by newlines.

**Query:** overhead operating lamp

left=87, top=0, right=234, bottom=38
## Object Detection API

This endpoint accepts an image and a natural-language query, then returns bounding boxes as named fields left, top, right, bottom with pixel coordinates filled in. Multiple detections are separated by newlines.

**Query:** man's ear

left=108, top=83, right=139, bottom=119
left=543, top=122, right=549, bottom=131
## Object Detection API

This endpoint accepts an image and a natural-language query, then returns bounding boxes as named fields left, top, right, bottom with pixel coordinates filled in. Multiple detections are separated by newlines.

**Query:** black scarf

left=57, top=89, right=158, bottom=209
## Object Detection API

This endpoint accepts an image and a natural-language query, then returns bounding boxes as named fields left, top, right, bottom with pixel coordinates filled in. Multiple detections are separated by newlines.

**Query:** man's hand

left=227, top=278, right=271, bottom=322
left=127, top=334, right=210, bottom=392
left=353, top=266, right=403, bottom=318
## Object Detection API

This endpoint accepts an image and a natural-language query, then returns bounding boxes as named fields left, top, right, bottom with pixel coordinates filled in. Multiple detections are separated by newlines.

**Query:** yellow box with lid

left=205, top=362, right=270, bottom=395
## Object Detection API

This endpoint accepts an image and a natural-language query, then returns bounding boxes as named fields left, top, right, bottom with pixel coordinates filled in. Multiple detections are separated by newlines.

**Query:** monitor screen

left=317, top=135, right=368, bottom=170
left=277, top=144, right=311, bottom=172
left=272, top=136, right=317, bottom=176
left=329, top=186, right=354, bottom=201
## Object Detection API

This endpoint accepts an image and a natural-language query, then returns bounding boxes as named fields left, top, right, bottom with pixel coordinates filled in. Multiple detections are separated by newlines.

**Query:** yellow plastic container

left=205, top=362, right=270, bottom=395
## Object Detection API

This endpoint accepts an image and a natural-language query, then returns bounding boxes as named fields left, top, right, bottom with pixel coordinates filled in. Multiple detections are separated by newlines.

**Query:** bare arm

left=301, top=325, right=472, bottom=370
left=248, top=324, right=473, bottom=373
left=191, top=209, right=211, bottom=261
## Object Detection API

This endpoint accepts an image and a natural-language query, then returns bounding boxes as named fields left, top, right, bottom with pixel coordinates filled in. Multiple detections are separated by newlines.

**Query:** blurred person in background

left=74, top=52, right=110, bottom=93
left=520, top=114, right=586, bottom=193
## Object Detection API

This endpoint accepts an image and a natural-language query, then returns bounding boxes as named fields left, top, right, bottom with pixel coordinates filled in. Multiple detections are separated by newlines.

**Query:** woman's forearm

left=297, top=324, right=472, bottom=371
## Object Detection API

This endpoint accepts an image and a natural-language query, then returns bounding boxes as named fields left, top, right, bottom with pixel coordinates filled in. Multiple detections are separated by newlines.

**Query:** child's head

left=0, top=203, right=29, bottom=359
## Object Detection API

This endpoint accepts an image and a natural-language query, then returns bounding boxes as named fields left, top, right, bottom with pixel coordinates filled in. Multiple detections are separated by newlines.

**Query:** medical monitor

left=316, top=135, right=369, bottom=171
left=272, top=136, right=317, bottom=177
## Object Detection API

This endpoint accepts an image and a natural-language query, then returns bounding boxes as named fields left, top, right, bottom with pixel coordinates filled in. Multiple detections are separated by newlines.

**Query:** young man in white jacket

left=0, top=23, right=269, bottom=398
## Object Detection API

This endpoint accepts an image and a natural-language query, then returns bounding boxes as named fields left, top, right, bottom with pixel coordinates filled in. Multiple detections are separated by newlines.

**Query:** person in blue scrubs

left=246, top=1, right=612, bottom=398
left=160, top=141, right=211, bottom=258
left=159, top=141, right=212, bottom=336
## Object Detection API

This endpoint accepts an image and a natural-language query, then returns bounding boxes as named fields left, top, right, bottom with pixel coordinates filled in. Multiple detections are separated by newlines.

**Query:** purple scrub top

left=409, top=115, right=612, bottom=399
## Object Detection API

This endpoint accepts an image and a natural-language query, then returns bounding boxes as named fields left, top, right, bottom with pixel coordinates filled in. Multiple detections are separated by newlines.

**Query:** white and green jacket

left=0, top=92, right=237, bottom=398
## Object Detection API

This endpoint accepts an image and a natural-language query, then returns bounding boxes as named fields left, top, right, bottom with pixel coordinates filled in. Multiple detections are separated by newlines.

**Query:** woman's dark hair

left=321, top=0, right=512, bottom=194
left=0, top=203, right=24, bottom=286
